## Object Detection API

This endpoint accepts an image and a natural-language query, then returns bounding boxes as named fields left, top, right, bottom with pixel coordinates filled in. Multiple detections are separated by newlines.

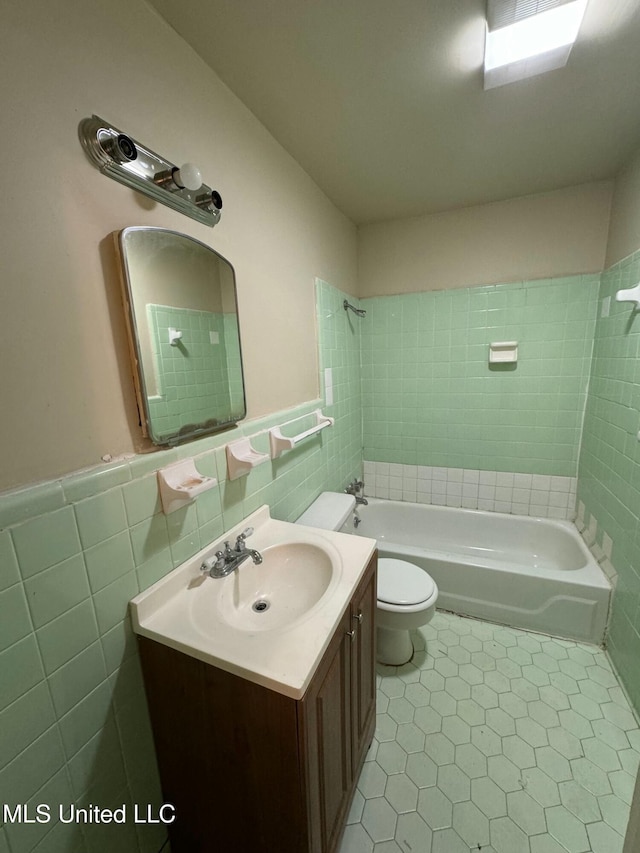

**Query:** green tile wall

left=0, top=280, right=362, bottom=853
left=315, top=278, right=363, bottom=485
left=361, top=275, right=600, bottom=476
left=223, top=312, right=245, bottom=414
left=578, top=249, right=640, bottom=713
left=146, top=304, right=243, bottom=441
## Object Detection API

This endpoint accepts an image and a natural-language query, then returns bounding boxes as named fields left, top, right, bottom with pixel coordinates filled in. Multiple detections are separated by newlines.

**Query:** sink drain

left=252, top=599, right=270, bottom=613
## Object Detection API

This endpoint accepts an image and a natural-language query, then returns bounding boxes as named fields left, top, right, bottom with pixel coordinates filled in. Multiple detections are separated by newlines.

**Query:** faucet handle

left=201, top=550, right=225, bottom=573
left=237, top=527, right=254, bottom=542
left=234, top=527, right=254, bottom=551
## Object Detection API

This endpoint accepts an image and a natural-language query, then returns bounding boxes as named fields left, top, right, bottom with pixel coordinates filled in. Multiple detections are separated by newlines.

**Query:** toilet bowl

left=377, top=558, right=438, bottom=665
left=296, top=492, right=439, bottom=666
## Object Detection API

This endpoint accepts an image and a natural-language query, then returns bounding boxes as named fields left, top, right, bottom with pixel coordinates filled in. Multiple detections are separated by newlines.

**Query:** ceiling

left=147, top=0, right=640, bottom=225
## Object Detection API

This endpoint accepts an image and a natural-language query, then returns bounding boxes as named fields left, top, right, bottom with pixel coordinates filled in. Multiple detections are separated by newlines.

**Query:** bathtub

left=343, top=498, right=611, bottom=645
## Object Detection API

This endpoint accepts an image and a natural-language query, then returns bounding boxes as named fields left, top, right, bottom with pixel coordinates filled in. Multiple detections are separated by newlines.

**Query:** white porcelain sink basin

left=194, top=542, right=336, bottom=633
left=129, top=505, right=377, bottom=698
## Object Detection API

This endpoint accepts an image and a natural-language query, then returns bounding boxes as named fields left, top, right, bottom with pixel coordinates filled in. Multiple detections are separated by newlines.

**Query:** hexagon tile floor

left=339, top=611, right=640, bottom=853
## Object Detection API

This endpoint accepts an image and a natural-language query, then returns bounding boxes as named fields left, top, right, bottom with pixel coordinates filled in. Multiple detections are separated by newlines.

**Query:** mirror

left=116, top=227, right=246, bottom=445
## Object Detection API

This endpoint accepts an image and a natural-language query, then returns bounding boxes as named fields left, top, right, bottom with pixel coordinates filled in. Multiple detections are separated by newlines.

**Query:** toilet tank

left=296, top=492, right=355, bottom=531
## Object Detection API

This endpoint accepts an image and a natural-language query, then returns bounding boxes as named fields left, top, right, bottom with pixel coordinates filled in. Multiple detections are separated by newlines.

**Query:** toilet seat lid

left=378, top=558, right=436, bottom=606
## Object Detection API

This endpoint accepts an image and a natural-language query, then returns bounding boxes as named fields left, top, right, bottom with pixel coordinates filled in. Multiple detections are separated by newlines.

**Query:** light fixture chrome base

left=79, top=115, right=222, bottom=228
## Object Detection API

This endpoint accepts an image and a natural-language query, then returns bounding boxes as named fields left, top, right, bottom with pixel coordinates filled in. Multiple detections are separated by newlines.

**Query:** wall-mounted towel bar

left=269, top=409, right=334, bottom=458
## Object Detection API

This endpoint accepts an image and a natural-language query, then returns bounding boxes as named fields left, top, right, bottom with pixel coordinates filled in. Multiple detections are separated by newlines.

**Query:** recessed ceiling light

left=484, top=0, right=588, bottom=89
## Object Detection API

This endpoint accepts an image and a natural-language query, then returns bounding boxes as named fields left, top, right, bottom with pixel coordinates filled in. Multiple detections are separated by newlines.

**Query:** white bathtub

left=343, top=498, right=611, bottom=645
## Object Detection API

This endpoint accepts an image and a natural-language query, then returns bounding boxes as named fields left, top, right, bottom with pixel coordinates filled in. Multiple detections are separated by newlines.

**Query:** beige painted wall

left=0, top=0, right=357, bottom=491
left=357, top=182, right=613, bottom=297
left=606, top=146, right=640, bottom=267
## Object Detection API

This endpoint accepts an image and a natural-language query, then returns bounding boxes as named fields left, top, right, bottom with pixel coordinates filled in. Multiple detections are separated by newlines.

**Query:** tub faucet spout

left=345, top=479, right=368, bottom=505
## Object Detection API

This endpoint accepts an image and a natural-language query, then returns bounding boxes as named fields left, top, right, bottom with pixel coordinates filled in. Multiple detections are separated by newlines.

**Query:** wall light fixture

left=78, top=115, right=223, bottom=227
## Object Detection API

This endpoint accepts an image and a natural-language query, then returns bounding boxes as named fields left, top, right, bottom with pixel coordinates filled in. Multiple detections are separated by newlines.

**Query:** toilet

left=376, top=557, right=438, bottom=665
left=296, top=492, right=439, bottom=666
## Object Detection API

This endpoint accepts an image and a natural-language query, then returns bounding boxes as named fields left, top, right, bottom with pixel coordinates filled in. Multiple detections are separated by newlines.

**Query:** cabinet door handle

left=346, top=629, right=357, bottom=641
left=353, top=611, right=363, bottom=623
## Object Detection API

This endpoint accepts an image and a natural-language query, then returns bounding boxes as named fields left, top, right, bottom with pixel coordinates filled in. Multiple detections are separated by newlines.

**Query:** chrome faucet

left=345, top=479, right=368, bottom=506
left=200, top=527, right=263, bottom=578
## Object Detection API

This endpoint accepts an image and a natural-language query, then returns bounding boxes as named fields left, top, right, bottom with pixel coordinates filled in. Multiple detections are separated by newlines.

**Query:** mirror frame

left=115, top=226, right=246, bottom=445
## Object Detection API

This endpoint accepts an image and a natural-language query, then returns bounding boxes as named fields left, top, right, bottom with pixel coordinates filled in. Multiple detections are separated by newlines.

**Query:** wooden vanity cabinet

left=301, top=550, right=377, bottom=853
left=138, top=550, right=377, bottom=853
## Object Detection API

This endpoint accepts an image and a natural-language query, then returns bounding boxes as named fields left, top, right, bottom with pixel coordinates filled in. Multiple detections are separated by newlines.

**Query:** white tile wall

left=363, top=461, right=577, bottom=520
left=575, top=507, right=618, bottom=586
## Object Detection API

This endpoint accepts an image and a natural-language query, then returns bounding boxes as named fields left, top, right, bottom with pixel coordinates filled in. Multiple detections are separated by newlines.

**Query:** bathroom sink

left=129, top=505, right=377, bottom=698
left=193, top=542, right=337, bottom=633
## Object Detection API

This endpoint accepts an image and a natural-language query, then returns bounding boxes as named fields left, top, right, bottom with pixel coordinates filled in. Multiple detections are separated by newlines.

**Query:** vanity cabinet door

left=350, top=552, right=377, bottom=773
left=300, top=551, right=377, bottom=853
left=137, top=637, right=307, bottom=853
left=300, top=608, right=353, bottom=853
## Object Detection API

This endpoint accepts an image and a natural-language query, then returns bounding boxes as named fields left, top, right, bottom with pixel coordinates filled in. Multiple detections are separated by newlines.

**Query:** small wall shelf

left=226, top=438, right=270, bottom=480
left=489, top=341, right=518, bottom=364
left=269, top=409, right=334, bottom=459
left=615, top=282, right=640, bottom=308
left=157, top=459, right=217, bottom=514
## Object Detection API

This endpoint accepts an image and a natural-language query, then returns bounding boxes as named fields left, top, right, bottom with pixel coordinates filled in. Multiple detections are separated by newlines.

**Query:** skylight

left=484, top=0, right=588, bottom=89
